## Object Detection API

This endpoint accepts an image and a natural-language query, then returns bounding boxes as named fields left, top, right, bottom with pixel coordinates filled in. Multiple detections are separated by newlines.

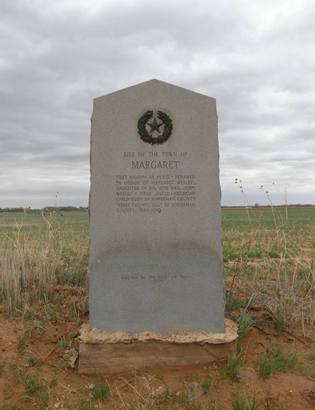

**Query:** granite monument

left=89, top=79, right=224, bottom=334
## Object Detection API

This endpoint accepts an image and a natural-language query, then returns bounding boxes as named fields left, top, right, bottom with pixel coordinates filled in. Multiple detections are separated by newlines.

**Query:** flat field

left=0, top=208, right=314, bottom=409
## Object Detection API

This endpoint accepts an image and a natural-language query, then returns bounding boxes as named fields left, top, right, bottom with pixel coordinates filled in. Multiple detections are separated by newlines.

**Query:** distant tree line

left=0, top=205, right=314, bottom=213
left=0, top=206, right=88, bottom=213
left=0, top=207, right=27, bottom=213
left=42, top=206, right=88, bottom=212
left=222, top=204, right=315, bottom=209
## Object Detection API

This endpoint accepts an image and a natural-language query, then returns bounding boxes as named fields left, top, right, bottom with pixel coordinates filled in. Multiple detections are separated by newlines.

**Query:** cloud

left=0, top=0, right=314, bottom=206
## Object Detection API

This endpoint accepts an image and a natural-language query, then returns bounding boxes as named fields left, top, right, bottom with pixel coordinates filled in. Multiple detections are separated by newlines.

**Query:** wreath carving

left=137, top=110, right=173, bottom=144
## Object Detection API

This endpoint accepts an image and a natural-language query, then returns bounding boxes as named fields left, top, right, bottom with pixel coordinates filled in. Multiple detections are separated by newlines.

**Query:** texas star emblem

left=137, top=110, right=173, bottom=144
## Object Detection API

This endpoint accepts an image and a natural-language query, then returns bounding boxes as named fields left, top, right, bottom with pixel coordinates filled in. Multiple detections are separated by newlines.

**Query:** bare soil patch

left=0, top=287, right=314, bottom=409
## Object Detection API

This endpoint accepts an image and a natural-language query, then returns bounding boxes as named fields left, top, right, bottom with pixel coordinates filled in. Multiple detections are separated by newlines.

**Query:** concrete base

left=78, top=319, right=238, bottom=374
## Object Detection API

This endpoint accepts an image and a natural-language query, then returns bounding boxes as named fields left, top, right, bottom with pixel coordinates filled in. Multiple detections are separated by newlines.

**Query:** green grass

left=24, top=375, right=42, bottom=396
left=2, top=207, right=314, bottom=233
left=223, top=207, right=315, bottom=333
left=237, top=310, right=253, bottom=337
left=308, top=348, right=315, bottom=362
left=225, top=350, right=244, bottom=380
left=273, top=312, right=287, bottom=332
left=90, top=383, right=109, bottom=401
left=201, top=376, right=214, bottom=393
left=26, top=355, right=41, bottom=367
left=0, top=207, right=314, bottom=332
left=222, top=207, right=315, bottom=229
left=0, top=210, right=88, bottom=315
left=17, top=335, right=26, bottom=352
left=0, top=207, right=314, bottom=410
left=257, top=346, right=298, bottom=378
left=231, top=395, right=259, bottom=410
left=0, top=210, right=88, bottom=234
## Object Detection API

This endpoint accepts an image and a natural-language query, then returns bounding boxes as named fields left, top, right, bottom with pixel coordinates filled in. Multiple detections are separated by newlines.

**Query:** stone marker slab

left=89, top=79, right=224, bottom=333
left=78, top=320, right=238, bottom=374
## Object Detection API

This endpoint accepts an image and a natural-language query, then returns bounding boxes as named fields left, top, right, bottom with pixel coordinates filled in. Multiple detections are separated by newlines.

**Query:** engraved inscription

left=120, top=274, right=193, bottom=281
left=116, top=174, right=196, bottom=213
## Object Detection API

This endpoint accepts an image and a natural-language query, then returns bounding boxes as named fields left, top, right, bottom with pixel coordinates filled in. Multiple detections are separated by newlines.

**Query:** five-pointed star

left=147, top=117, right=163, bottom=134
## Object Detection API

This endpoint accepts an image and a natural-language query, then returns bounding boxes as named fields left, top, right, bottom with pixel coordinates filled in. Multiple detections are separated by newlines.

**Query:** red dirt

left=0, top=287, right=314, bottom=409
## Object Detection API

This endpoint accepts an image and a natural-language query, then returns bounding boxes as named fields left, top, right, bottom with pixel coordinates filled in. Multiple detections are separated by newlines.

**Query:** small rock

left=63, top=348, right=78, bottom=369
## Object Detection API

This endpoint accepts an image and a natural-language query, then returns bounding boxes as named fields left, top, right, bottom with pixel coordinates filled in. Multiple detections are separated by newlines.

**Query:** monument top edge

left=93, top=79, right=216, bottom=102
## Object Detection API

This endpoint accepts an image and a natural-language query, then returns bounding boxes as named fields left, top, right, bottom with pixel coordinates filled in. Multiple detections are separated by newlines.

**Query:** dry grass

left=0, top=208, right=314, bottom=336
left=0, top=212, right=88, bottom=316
left=224, top=209, right=315, bottom=336
left=1, top=208, right=315, bottom=409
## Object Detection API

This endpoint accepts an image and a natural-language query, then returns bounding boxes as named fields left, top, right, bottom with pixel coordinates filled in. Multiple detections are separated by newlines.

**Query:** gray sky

left=1, top=0, right=314, bottom=207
